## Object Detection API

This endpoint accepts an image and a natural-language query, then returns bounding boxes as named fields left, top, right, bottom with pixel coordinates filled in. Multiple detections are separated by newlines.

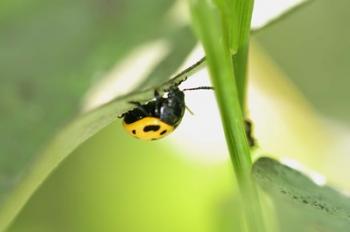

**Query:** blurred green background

left=1, top=0, right=350, bottom=231
left=255, top=0, right=350, bottom=123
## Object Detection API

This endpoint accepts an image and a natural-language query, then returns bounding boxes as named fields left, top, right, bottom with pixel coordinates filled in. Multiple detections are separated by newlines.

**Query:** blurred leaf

left=251, top=0, right=311, bottom=31
left=253, top=157, right=350, bottom=232
left=255, top=0, right=350, bottom=122
left=0, top=0, right=200, bottom=230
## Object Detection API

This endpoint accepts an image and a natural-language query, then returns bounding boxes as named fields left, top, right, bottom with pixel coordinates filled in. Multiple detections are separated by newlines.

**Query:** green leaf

left=0, top=0, right=197, bottom=230
left=0, top=57, right=203, bottom=232
left=253, top=157, right=350, bottom=232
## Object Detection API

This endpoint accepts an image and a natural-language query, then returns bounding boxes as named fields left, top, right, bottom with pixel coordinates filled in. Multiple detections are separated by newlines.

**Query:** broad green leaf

left=253, top=157, right=350, bottom=232
left=0, top=0, right=198, bottom=230
left=0, top=54, right=200, bottom=231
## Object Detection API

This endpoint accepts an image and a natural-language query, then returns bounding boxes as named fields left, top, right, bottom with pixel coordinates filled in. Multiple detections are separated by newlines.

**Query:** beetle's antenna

left=185, top=105, right=194, bottom=115
left=182, top=86, right=214, bottom=91
left=183, top=86, right=213, bottom=115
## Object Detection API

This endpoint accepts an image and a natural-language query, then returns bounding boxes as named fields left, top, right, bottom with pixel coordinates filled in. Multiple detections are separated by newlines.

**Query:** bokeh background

left=1, top=0, right=350, bottom=231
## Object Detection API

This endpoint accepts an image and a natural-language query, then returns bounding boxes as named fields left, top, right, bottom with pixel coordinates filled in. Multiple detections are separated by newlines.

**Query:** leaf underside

left=253, top=157, right=350, bottom=232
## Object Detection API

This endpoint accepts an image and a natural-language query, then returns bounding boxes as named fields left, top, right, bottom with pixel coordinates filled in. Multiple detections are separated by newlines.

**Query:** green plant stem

left=189, top=1, right=266, bottom=231
left=211, top=49, right=266, bottom=232
left=233, top=0, right=254, bottom=110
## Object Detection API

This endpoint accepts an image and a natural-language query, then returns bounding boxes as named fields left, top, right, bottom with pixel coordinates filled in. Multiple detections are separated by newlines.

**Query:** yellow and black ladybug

left=120, top=85, right=212, bottom=141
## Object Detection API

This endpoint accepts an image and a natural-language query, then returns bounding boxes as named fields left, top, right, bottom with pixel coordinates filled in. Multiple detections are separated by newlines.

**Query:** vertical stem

left=210, top=49, right=266, bottom=232
left=189, top=1, right=266, bottom=231
left=233, top=0, right=255, bottom=110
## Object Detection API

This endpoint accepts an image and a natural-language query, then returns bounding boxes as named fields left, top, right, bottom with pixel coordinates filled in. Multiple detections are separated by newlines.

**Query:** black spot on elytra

left=160, top=130, right=167, bottom=135
left=143, top=125, right=160, bottom=132
left=132, top=130, right=136, bottom=135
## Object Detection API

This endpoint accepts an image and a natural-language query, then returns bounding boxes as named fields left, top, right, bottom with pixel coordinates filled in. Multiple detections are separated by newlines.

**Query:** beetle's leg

left=154, top=89, right=161, bottom=99
left=185, top=105, right=194, bottom=115
left=129, top=101, right=142, bottom=106
left=176, top=77, right=186, bottom=87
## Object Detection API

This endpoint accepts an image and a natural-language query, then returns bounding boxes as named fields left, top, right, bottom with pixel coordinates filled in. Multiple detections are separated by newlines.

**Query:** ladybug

left=120, top=85, right=212, bottom=141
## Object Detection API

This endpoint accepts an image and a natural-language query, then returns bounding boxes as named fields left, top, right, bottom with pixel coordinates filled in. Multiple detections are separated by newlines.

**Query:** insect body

left=121, top=86, right=186, bottom=140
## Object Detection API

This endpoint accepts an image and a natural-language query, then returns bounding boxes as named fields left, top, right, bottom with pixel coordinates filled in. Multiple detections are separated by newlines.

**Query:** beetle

left=120, top=85, right=212, bottom=140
